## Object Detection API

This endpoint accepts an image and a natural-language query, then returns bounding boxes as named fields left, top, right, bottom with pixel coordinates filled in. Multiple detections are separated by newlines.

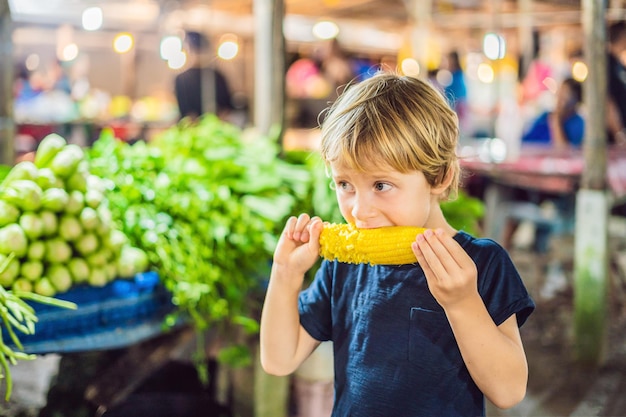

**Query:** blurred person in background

left=285, top=39, right=355, bottom=128
left=174, top=31, right=233, bottom=121
left=496, top=78, right=585, bottom=256
left=521, top=77, right=584, bottom=149
left=14, top=63, right=39, bottom=102
left=319, top=38, right=354, bottom=95
left=608, top=21, right=626, bottom=218
left=441, top=51, right=469, bottom=135
left=607, top=20, right=626, bottom=146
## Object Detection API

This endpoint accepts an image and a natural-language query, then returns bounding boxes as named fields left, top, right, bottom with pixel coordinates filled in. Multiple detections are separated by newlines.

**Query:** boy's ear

left=430, top=165, right=455, bottom=196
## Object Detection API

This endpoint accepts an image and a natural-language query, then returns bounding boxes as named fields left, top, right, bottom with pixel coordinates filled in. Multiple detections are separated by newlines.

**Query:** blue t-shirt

left=298, top=231, right=535, bottom=417
left=521, top=111, right=585, bottom=147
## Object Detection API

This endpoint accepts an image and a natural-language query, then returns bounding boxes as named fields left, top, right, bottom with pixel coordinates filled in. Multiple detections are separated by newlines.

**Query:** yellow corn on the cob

left=319, top=223, right=426, bottom=265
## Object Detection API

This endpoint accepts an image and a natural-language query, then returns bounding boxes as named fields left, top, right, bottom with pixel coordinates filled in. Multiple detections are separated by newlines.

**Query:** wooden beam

left=250, top=2, right=290, bottom=416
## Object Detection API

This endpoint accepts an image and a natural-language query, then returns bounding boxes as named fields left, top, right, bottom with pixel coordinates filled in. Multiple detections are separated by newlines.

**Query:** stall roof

left=8, top=0, right=593, bottom=32
left=6, top=0, right=618, bottom=54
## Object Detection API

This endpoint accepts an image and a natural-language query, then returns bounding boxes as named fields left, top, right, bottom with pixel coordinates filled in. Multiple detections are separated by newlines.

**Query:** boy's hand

left=273, top=214, right=324, bottom=278
left=412, top=228, right=479, bottom=309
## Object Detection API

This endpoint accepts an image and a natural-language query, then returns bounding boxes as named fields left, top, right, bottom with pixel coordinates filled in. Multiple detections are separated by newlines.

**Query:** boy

left=260, top=72, right=535, bottom=416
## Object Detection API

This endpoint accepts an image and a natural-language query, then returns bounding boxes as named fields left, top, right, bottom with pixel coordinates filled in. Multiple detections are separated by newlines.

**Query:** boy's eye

left=337, top=181, right=353, bottom=191
left=374, top=182, right=391, bottom=191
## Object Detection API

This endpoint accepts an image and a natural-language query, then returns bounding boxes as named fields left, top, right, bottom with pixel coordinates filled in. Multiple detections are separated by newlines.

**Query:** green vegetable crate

left=2, top=271, right=175, bottom=354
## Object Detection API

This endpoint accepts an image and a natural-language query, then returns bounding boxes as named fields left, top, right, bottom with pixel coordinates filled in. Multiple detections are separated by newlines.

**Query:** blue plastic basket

left=3, top=271, right=177, bottom=354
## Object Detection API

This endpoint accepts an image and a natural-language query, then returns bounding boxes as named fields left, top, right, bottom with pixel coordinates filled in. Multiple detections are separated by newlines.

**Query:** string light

left=312, top=21, right=339, bottom=40
left=483, top=33, right=506, bottom=60
left=113, top=33, right=133, bottom=54
left=82, top=7, right=103, bottom=31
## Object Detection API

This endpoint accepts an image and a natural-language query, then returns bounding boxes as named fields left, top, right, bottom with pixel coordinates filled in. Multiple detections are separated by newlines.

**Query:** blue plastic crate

left=3, top=271, right=176, bottom=354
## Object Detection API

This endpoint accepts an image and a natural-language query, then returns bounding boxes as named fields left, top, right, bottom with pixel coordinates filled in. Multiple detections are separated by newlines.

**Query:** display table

left=459, top=142, right=626, bottom=238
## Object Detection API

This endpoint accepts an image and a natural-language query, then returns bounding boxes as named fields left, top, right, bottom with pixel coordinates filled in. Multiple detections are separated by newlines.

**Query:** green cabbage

left=117, top=246, right=149, bottom=278
left=0, top=255, right=20, bottom=287
left=35, top=168, right=63, bottom=190
left=20, top=260, right=43, bottom=282
left=65, top=190, right=85, bottom=215
left=58, top=215, right=83, bottom=241
left=48, top=144, right=85, bottom=179
left=26, top=241, right=46, bottom=260
left=12, top=277, right=33, bottom=293
left=3, top=180, right=42, bottom=212
left=0, top=201, right=20, bottom=227
left=68, top=258, right=90, bottom=283
left=41, top=188, right=70, bottom=212
left=48, top=264, right=72, bottom=293
left=0, top=224, right=28, bottom=257
left=75, top=233, right=99, bottom=256
left=34, top=277, right=56, bottom=297
left=79, top=207, right=99, bottom=230
left=1, top=160, right=39, bottom=185
left=39, top=210, right=58, bottom=237
left=19, top=212, right=44, bottom=240
left=34, top=133, right=67, bottom=169
left=45, top=239, right=72, bottom=263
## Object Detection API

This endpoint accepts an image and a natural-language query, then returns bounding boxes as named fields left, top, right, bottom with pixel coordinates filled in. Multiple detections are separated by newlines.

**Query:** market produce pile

left=0, top=134, right=149, bottom=296
left=0, top=133, right=151, bottom=401
left=87, top=116, right=313, bottom=365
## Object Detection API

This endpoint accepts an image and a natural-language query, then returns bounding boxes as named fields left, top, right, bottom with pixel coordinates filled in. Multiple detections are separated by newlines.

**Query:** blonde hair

left=320, top=72, right=460, bottom=200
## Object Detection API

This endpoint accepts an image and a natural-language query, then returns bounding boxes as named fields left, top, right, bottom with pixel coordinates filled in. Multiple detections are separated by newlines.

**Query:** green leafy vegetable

left=87, top=116, right=312, bottom=371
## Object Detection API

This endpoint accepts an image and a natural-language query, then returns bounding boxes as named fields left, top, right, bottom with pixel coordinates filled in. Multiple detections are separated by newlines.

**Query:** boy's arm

left=260, top=266, right=320, bottom=376
left=260, top=214, right=323, bottom=376
left=412, top=229, right=529, bottom=409
left=445, top=303, right=527, bottom=409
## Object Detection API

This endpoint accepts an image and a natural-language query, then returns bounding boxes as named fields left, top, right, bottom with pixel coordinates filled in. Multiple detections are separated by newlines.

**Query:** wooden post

left=574, top=0, right=609, bottom=365
left=254, top=0, right=285, bottom=142
left=241, top=2, right=290, bottom=417
left=0, top=0, right=14, bottom=165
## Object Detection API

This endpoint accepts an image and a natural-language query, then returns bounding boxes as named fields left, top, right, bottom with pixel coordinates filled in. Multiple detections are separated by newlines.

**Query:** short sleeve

left=298, top=261, right=334, bottom=341
left=457, top=233, right=535, bottom=327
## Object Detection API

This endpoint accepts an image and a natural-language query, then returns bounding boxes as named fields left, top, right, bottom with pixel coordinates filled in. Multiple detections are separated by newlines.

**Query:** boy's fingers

left=415, top=233, right=446, bottom=281
left=295, top=213, right=311, bottom=229
left=282, top=216, right=297, bottom=239
left=308, top=218, right=323, bottom=238
left=293, top=214, right=312, bottom=240
left=413, top=244, right=434, bottom=276
left=434, top=229, right=476, bottom=271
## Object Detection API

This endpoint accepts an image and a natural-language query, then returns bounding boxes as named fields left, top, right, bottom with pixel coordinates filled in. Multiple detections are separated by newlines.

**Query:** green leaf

left=217, top=344, right=252, bottom=368
left=242, top=194, right=295, bottom=222
left=13, top=291, right=77, bottom=310
left=232, top=315, right=260, bottom=334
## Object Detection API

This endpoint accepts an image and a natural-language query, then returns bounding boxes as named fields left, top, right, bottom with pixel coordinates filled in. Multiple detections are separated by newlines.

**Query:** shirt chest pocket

left=408, top=307, right=464, bottom=372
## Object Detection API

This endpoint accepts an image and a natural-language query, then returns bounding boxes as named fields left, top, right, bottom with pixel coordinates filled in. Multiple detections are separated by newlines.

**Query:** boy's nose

left=351, top=194, right=376, bottom=222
